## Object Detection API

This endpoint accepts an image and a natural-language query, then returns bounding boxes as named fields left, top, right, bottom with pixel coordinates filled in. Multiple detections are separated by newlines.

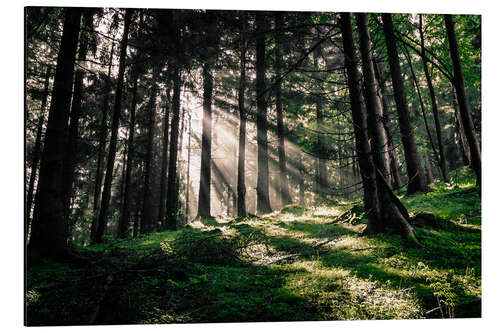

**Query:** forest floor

left=26, top=168, right=481, bottom=325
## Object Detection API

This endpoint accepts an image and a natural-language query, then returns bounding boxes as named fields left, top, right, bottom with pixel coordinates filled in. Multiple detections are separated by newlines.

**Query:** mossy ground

left=26, top=168, right=481, bottom=325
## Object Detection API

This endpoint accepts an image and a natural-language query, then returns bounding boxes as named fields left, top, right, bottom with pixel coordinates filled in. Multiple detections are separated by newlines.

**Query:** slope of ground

left=26, top=169, right=481, bottom=325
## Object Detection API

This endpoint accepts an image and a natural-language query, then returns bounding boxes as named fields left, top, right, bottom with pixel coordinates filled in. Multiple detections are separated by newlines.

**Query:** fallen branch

left=89, top=274, right=114, bottom=324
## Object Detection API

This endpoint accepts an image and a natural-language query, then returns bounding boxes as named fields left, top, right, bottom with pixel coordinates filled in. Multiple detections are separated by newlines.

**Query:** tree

left=26, top=66, right=51, bottom=232
left=340, top=12, right=381, bottom=233
left=91, top=41, right=114, bottom=240
left=255, top=12, right=272, bottom=214
left=197, top=11, right=218, bottom=218
left=140, top=68, right=160, bottom=234
left=62, top=10, right=94, bottom=227
left=28, top=8, right=83, bottom=260
left=419, top=14, right=449, bottom=182
left=237, top=11, right=248, bottom=217
left=444, top=14, right=481, bottom=186
left=93, top=9, right=132, bottom=244
left=275, top=12, right=292, bottom=206
left=157, top=91, right=171, bottom=228
left=382, top=13, right=428, bottom=194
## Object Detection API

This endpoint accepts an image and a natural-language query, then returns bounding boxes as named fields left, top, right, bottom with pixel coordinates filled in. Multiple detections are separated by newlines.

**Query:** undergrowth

left=26, top=167, right=481, bottom=325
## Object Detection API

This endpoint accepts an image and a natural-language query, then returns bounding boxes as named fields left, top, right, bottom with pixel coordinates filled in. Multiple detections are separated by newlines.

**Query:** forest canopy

left=24, top=7, right=481, bottom=325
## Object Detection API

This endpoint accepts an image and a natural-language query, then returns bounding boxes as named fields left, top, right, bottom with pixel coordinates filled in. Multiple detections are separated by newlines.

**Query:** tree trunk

left=453, top=90, right=471, bottom=166
left=402, top=44, right=440, bottom=179
left=28, top=8, right=83, bottom=261
left=382, top=13, right=428, bottom=194
left=93, top=9, right=132, bottom=244
left=419, top=15, right=449, bottom=182
left=313, top=45, right=328, bottom=201
left=157, top=93, right=171, bottom=228
left=275, top=12, right=292, bottom=207
left=444, top=14, right=481, bottom=186
left=91, top=41, right=114, bottom=241
left=26, top=66, right=51, bottom=236
left=356, top=14, right=392, bottom=187
left=237, top=12, right=248, bottom=217
left=117, top=71, right=138, bottom=238
left=62, top=10, right=93, bottom=231
left=141, top=69, right=160, bottom=234
left=372, top=58, right=402, bottom=189
left=255, top=13, right=272, bottom=214
left=424, top=151, right=435, bottom=184
left=350, top=13, right=419, bottom=242
left=340, top=12, right=381, bottom=233
left=197, top=11, right=218, bottom=218
left=165, top=65, right=182, bottom=230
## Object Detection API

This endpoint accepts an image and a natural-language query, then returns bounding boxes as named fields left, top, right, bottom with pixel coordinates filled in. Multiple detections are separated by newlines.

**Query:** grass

left=26, top=168, right=481, bottom=325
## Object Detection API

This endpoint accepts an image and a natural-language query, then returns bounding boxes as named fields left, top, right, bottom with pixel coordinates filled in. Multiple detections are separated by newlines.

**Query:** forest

left=25, top=7, right=481, bottom=325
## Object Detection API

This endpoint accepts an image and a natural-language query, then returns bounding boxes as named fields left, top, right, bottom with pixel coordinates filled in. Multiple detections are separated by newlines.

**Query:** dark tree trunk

left=372, top=59, right=402, bottom=189
left=453, top=91, right=471, bottom=166
left=62, top=11, right=93, bottom=230
left=419, top=15, right=449, bottom=182
left=313, top=46, right=328, bottom=200
left=118, top=72, right=139, bottom=238
left=157, top=93, right=170, bottom=229
left=255, top=13, right=272, bottom=214
left=237, top=12, right=248, bottom=217
left=93, top=9, right=132, bottom=244
left=275, top=12, right=291, bottom=207
left=353, top=13, right=419, bottom=242
left=444, top=14, right=481, bottom=186
left=424, top=151, right=435, bottom=184
left=402, top=44, right=440, bottom=176
left=382, top=13, right=428, bottom=194
left=340, top=13, right=381, bottom=233
left=197, top=11, right=218, bottom=218
left=26, top=66, right=51, bottom=235
left=165, top=65, right=182, bottom=229
left=91, top=41, right=114, bottom=241
left=28, top=8, right=82, bottom=261
left=298, top=152, right=305, bottom=206
left=141, top=69, right=160, bottom=234
left=356, top=14, right=392, bottom=185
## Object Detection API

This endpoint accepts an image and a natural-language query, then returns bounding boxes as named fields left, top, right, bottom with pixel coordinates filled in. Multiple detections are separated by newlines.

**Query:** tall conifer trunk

left=26, top=66, right=51, bottom=234
left=444, top=14, right=481, bottom=186
left=382, top=13, right=428, bottom=194
left=93, top=9, right=132, bottom=244
left=237, top=12, right=248, bottom=217
left=255, top=12, right=272, bottom=214
left=28, top=8, right=83, bottom=260
left=275, top=12, right=291, bottom=207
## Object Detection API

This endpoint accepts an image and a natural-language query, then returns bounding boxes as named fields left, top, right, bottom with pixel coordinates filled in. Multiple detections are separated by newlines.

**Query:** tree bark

left=91, top=41, right=114, bottom=241
left=165, top=65, right=182, bottom=229
left=419, top=15, right=450, bottom=182
left=356, top=14, right=392, bottom=186
left=340, top=13, right=381, bottom=233
left=255, top=12, right=272, bottom=214
left=197, top=11, right=218, bottom=218
left=444, top=14, right=481, bottom=186
left=28, top=8, right=83, bottom=261
left=452, top=90, right=470, bottom=166
left=140, top=69, right=160, bottom=234
left=237, top=12, right=248, bottom=217
left=157, top=92, right=171, bottom=228
left=275, top=12, right=292, bottom=207
left=93, top=9, right=132, bottom=244
left=313, top=44, right=328, bottom=201
left=26, top=66, right=51, bottom=235
left=382, top=13, right=428, bottom=194
left=372, top=58, right=402, bottom=189
left=62, top=10, right=93, bottom=231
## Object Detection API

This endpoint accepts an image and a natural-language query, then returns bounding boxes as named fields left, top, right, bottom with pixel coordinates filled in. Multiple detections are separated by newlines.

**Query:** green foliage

left=26, top=168, right=480, bottom=325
